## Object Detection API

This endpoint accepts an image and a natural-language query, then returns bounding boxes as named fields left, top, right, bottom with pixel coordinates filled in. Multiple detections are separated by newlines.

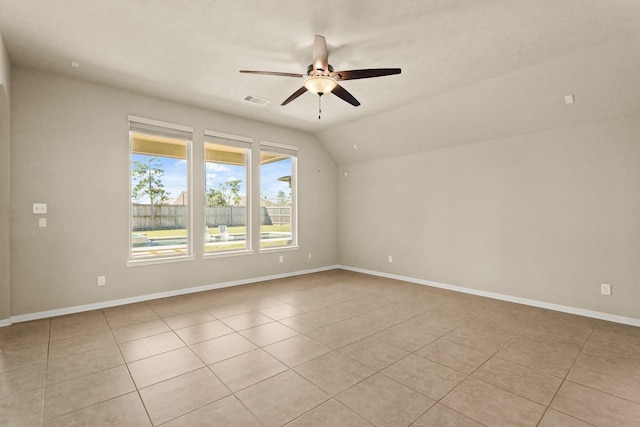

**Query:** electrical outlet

left=600, top=284, right=611, bottom=296
left=388, top=255, right=393, bottom=263
left=279, top=255, right=284, bottom=263
left=308, top=252, right=312, bottom=259
left=98, top=276, right=106, bottom=286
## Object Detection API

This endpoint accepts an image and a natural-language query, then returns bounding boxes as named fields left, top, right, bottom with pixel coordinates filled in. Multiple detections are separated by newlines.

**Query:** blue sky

left=260, top=158, right=292, bottom=202
left=132, top=154, right=291, bottom=203
left=205, top=161, right=246, bottom=195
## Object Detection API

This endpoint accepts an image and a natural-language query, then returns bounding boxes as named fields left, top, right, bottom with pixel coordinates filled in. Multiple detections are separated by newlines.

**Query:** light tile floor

left=1, top=269, right=640, bottom=426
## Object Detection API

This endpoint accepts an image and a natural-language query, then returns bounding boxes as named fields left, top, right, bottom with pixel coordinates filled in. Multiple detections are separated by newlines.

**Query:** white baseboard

left=339, top=265, right=640, bottom=328
left=3, top=264, right=639, bottom=328
left=1, top=265, right=339, bottom=326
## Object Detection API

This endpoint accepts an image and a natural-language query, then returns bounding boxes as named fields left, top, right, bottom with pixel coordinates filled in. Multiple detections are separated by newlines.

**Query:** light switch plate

left=38, top=218, right=47, bottom=228
left=33, top=203, right=47, bottom=214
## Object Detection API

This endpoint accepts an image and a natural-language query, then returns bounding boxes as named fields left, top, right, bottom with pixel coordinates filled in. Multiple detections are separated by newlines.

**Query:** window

left=129, top=116, right=193, bottom=263
left=260, top=142, right=297, bottom=250
left=204, top=131, right=252, bottom=254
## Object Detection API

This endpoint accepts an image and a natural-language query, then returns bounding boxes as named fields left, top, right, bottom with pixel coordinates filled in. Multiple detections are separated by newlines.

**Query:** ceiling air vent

left=242, top=95, right=270, bottom=106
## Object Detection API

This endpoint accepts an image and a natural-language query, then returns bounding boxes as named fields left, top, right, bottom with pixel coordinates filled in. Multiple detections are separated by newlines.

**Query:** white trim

left=126, top=255, right=196, bottom=267
left=260, top=140, right=298, bottom=151
left=204, top=129, right=253, bottom=144
left=259, top=245, right=299, bottom=254
left=203, top=249, right=254, bottom=259
left=290, top=155, right=298, bottom=247
left=245, top=148, right=253, bottom=252
left=338, top=265, right=640, bottom=327
left=4, top=265, right=339, bottom=326
left=128, top=115, right=193, bottom=133
left=128, top=119, right=194, bottom=264
left=258, top=144, right=297, bottom=250
left=204, top=133, right=253, bottom=254
left=260, top=140, right=298, bottom=153
left=186, top=138, right=194, bottom=256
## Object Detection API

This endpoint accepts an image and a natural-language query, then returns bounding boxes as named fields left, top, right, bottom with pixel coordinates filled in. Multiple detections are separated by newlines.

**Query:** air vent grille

left=242, top=95, right=270, bottom=106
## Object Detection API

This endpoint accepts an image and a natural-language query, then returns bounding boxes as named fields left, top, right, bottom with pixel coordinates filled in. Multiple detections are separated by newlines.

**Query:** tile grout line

left=136, top=300, right=233, bottom=425
left=9, top=272, right=638, bottom=426
left=392, top=305, right=497, bottom=426
left=400, top=306, right=548, bottom=425
left=155, top=305, right=265, bottom=427
left=40, top=318, right=52, bottom=427
left=106, top=303, right=157, bottom=427
left=199, top=287, right=422, bottom=425
left=281, top=297, right=467, bottom=425
left=534, top=317, right=601, bottom=427
left=42, top=312, right=149, bottom=425
left=272, top=293, right=483, bottom=425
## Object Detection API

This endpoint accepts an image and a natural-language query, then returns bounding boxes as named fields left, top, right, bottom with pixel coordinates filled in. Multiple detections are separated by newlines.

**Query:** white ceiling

left=1, top=0, right=639, bottom=163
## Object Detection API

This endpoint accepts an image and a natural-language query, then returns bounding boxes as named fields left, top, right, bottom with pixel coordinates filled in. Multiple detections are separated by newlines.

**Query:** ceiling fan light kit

left=240, top=35, right=401, bottom=118
left=304, top=76, right=337, bottom=95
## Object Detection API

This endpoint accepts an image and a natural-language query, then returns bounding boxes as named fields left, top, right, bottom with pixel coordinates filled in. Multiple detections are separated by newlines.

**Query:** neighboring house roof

left=169, top=191, right=188, bottom=205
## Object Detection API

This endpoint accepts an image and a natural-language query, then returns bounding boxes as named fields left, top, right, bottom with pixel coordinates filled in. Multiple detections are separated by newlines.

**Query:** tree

left=132, top=157, right=169, bottom=205
left=207, top=179, right=243, bottom=206
left=206, top=188, right=225, bottom=206
left=227, top=179, right=243, bottom=206
left=277, top=190, right=290, bottom=205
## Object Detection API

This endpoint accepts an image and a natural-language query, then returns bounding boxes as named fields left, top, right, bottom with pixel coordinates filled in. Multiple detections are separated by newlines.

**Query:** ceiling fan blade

left=330, top=68, right=401, bottom=81
left=332, top=84, right=360, bottom=107
left=312, top=35, right=329, bottom=74
left=240, top=70, right=304, bottom=78
left=281, top=86, right=308, bottom=105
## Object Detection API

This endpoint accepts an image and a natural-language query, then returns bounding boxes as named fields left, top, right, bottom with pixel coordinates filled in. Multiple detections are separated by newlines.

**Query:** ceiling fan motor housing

left=307, top=64, right=334, bottom=76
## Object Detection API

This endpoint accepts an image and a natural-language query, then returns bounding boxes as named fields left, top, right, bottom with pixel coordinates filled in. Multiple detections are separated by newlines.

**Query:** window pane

left=260, top=149, right=295, bottom=249
left=130, top=128, right=190, bottom=260
left=205, top=141, right=249, bottom=253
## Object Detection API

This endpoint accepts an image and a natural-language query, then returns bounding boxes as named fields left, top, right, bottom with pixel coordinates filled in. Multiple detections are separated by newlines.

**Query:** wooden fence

left=265, top=207, right=291, bottom=225
left=132, top=205, right=289, bottom=230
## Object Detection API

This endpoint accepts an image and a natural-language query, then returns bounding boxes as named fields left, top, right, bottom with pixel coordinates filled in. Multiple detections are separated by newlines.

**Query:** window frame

left=259, top=140, right=298, bottom=252
left=203, top=130, right=254, bottom=258
left=127, top=115, right=195, bottom=267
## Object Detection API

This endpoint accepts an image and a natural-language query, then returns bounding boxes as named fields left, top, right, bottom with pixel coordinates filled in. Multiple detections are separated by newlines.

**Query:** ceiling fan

left=240, top=35, right=401, bottom=116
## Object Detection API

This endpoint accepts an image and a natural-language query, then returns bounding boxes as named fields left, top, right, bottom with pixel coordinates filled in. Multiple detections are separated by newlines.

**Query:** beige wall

left=9, top=66, right=338, bottom=316
left=338, top=116, right=640, bottom=319
left=0, top=35, right=10, bottom=320
left=6, top=63, right=640, bottom=323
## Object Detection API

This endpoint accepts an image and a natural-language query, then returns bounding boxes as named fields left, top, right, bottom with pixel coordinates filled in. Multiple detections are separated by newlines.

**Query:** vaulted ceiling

left=1, top=0, right=639, bottom=163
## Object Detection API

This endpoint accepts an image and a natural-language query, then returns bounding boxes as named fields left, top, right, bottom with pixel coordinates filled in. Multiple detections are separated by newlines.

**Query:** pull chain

left=318, top=93, right=323, bottom=120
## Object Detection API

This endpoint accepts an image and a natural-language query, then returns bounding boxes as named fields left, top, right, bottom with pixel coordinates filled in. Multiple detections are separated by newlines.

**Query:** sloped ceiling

left=0, top=0, right=639, bottom=163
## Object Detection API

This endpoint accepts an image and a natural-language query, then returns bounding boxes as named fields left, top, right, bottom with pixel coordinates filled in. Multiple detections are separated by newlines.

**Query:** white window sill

left=127, top=255, right=196, bottom=267
left=203, top=249, right=254, bottom=260
left=259, top=245, right=299, bottom=254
